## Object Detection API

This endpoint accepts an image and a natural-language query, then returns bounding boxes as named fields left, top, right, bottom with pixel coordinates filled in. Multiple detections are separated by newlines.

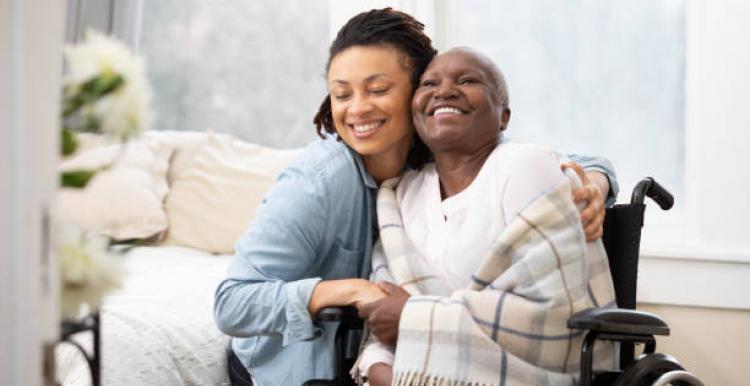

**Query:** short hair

left=312, top=8, right=437, bottom=169
left=449, top=47, right=509, bottom=110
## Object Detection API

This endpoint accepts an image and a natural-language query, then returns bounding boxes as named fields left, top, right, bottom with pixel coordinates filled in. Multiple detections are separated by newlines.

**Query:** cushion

left=162, top=133, right=301, bottom=254
left=57, top=138, right=172, bottom=240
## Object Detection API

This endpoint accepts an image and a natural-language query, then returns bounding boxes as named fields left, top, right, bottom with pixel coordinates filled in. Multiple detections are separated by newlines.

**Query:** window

left=441, top=0, right=686, bottom=203
left=139, top=0, right=331, bottom=148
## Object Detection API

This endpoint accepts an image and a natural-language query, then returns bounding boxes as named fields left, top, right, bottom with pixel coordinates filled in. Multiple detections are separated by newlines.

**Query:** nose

left=434, top=80, right=459, bottom=99
left=349, top=93, right=374, bottom=116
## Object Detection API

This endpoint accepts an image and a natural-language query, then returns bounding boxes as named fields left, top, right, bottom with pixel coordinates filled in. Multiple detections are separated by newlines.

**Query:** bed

left=55, top=131, right=301, bottom=385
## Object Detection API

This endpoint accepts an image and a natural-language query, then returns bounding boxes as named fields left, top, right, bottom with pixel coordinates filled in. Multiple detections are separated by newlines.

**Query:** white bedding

left=57, top=246, right=232, bottom=386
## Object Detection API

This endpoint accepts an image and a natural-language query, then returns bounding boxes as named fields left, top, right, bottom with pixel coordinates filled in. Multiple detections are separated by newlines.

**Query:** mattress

left=57, top=246, right=232, bottom=385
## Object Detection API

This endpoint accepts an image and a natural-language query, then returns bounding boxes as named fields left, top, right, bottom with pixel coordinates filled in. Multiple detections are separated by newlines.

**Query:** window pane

left=139, top=0, right=330, bottom=148
left=450, top=0, right=685, bottom=200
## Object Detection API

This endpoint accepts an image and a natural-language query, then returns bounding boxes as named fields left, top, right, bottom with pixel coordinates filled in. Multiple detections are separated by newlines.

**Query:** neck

left=363, top=147, right=410, bottom=185
left=434, top=141, right=497, bottom=199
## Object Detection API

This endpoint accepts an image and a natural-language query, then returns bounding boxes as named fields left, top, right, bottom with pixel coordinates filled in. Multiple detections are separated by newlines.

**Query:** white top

left=359, top=142, right=565, bottom=376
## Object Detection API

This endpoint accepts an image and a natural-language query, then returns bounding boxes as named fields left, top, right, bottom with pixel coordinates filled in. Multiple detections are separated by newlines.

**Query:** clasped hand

left=355, top=281, right=410, bottom=346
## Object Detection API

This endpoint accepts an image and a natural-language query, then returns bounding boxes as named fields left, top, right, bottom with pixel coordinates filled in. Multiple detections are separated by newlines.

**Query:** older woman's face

left=412, top=50, right=503, bottom=154
left=328, top=45, right=414, bottom=162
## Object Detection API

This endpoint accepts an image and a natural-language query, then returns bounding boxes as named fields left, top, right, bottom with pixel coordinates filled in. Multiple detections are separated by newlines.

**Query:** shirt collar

left=347, top=146, right=378, bottom=189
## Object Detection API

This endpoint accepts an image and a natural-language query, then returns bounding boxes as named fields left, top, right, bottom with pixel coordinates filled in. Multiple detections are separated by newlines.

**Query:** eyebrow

left=330, top=73, right=392, bottom=85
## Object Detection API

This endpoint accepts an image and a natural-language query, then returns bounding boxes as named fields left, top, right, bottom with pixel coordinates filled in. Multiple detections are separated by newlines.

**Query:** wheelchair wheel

left=652, top=370, right=705, bottom=386
left=612, top=353, right=687, bottom=386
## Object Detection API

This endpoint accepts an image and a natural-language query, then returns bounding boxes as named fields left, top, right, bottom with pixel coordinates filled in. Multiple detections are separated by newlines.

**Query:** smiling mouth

left=430, top=106, right=466, bottom=116
left=348, top=120, right=385, bottom=136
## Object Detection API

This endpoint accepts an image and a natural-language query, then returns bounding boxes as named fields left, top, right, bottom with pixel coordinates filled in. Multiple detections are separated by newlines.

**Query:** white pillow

left=57, top=138, right=172, bottom=240
left=162, top=133, right=301, bottom=254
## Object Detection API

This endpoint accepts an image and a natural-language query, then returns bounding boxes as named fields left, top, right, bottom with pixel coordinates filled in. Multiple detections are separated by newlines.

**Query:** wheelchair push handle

left=631, top=177, right=674, bottom=210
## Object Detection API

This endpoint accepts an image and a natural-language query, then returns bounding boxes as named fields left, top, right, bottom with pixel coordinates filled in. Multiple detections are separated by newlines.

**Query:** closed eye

left=370, top=87, right=390, bottom=95
left=420, top=79, right=438, bottom=87
left=459, top=77, right=479, bottom=85
left=332, top=93, right=351, bottom=101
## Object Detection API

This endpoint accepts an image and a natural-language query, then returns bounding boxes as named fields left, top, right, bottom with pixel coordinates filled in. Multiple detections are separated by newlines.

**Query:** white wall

left=0, top=0, right=64, bottom=385
left=639, top=304, right=750, bottom=386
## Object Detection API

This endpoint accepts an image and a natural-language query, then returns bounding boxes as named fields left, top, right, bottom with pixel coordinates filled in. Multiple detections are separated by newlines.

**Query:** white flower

left=64, top=29, right=153, bottom=140
left=57, top=224, right=125, bottom=320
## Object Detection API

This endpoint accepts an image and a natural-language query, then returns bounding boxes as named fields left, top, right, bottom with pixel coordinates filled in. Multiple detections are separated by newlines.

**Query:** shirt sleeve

left=502, top=146, right=566, bottom=223
left=563, top=153, right=620, bottom=207
left=357, top=339, right=395, bottom=378
left=213, top=165, right=329, bottom=346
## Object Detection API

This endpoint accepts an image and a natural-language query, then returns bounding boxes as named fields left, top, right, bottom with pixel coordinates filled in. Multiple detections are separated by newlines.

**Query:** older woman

left=359, top=48, right=617, bottom=386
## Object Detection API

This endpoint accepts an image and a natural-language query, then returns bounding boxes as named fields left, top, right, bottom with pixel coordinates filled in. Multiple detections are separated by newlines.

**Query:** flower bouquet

left=58, top=29, right=153, bottom=319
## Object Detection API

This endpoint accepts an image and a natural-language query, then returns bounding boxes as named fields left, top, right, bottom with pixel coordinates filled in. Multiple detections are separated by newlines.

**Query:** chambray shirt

left=214, top=137, right=377, bottom=386
left=213, top=136, right=618, bottom=386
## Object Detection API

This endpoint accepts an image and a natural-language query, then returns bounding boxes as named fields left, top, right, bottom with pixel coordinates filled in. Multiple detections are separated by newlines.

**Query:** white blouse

left=397, top=142, right=564, bottom=289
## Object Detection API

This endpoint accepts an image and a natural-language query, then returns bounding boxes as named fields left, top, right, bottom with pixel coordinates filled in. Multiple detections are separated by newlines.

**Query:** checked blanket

left=368, top=176, right=616, bottom=386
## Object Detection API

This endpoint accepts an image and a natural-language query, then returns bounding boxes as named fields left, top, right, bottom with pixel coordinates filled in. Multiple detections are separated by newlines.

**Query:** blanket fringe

left=393, top=371, right=493, bottom=386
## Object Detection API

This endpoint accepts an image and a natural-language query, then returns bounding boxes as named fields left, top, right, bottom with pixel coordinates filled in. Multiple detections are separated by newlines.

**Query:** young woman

left=214, top=8, right=616, bottom=386
left=214, top=9, right=437, bottom=386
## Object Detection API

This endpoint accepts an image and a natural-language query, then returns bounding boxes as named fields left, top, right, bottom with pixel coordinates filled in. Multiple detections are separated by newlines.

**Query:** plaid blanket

left=368, top=176, right=616, bottom=386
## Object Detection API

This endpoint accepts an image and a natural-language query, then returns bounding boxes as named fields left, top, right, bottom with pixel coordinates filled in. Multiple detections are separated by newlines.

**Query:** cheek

left=411, top=91, right=427, bottom=112
left=330, top=101, right=347, bottom=130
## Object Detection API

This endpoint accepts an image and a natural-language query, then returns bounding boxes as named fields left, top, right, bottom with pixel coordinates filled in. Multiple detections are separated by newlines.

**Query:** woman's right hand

left=367, top=363, right=393, bottom=386
left=351, top=279, right=387, bottom=308
left=308, top=279, right=386, bottom=316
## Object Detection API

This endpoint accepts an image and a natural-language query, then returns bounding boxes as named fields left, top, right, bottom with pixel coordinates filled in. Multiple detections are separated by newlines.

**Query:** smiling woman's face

left=327, top=45, right=414, bottom=164
left=412, top=50, right=505, bottom=154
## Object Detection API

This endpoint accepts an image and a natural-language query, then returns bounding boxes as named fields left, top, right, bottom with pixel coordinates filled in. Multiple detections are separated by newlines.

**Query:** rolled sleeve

left=283, top=277, right=323, bottom=344
left=357, top=340, right=395, bottom=378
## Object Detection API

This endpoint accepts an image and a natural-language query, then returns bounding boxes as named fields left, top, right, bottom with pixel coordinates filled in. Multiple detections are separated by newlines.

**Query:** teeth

left=433, top=107, right=463, bottom=116
left=353, top=121, right=382, bottom=133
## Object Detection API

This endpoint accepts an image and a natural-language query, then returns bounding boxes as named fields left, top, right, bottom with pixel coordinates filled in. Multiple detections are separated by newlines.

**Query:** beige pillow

left=163, top=133, right=301, bottom=254
left=57, top=138, right=172, bottom=240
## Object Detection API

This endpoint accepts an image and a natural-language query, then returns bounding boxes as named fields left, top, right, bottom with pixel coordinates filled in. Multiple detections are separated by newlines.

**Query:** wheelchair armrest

left=567, top=307, right=670, bottom=336
left=315, top=306, right=363, bottom=326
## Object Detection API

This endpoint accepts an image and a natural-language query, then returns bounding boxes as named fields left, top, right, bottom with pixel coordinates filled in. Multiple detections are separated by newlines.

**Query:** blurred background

left=71, top=0, right=686, bottom=202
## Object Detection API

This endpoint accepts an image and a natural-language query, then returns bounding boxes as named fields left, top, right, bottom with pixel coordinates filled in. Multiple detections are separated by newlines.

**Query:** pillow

left=162, top=133, right=301, bottom=254
left=57, top=138, right=172, bottom=240
left=141, top=130, right=234, bottom=186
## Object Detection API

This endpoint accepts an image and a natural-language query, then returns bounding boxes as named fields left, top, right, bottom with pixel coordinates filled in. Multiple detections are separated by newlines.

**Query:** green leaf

left=62, top=72, right=124, bottom=119
left=61, top=128, right=78, bottom=156
left=60, top=169, right=98, bottom=188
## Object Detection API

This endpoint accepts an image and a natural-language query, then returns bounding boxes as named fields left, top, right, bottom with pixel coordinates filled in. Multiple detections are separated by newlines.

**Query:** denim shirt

left=214, top=137, right=377, bottom=386
left=213, top=137, right=618, bottom=386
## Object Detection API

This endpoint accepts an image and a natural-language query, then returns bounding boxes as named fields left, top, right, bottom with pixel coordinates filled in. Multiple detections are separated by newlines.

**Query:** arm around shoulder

left=565, top=153, right=619, bottom=206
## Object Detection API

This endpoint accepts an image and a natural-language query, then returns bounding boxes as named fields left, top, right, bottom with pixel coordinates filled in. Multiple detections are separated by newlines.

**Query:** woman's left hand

left=562, top=162, right=608, bottom=241
left=357, top=281, right=410, bottom=346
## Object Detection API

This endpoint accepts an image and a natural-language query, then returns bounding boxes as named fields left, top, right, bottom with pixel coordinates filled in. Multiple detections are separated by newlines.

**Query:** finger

left=584, top=219, right=603, bottom=241
left=580, top=204, right=598, bottom=223
left=572, top=186, right=596, bottom=203
left=585, top=224, right=603, bottom=241
left=561, top=162, right=585, bottom=179
left=379, top=281, right=397, bottom=294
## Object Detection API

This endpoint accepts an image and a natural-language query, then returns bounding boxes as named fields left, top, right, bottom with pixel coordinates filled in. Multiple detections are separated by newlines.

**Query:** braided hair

left=313, top=8, right=436, bottom=169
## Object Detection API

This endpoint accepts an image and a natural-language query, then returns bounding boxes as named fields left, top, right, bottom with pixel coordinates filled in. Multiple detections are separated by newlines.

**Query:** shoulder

left=279, top=137, right=365, bottom=193
left=289, top=138, right=358, bottom=177
left=492, top=142, right=564, bottom=195
left=494, top=142, right=560, bottom=168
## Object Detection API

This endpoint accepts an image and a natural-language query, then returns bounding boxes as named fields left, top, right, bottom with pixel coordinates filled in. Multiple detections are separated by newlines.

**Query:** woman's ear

left=500, top=107, right=511, bottom=131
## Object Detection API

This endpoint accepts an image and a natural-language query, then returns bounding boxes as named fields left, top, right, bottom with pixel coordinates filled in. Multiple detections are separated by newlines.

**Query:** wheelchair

left=305, top=178, right=704, bottom=386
